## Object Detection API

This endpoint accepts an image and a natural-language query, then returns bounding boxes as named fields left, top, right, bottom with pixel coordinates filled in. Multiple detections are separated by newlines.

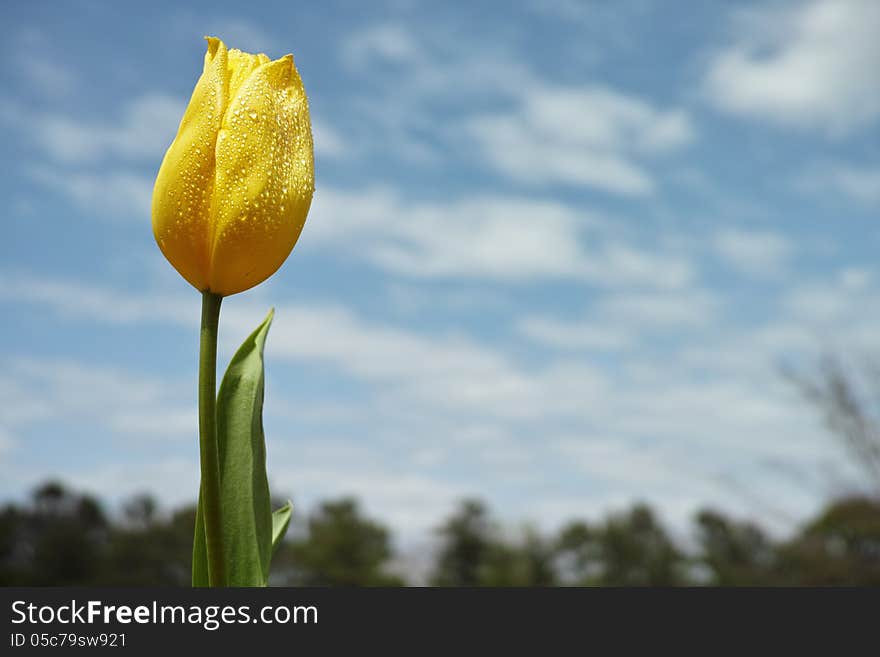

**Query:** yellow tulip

left=152, top=36, right=314, bottom=296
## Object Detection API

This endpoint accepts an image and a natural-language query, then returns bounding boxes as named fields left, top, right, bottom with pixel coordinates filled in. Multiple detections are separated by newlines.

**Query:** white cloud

left=555, top=439, right=715, bottom=491
left=342, top=21, right=534, bottom=99
left=467, top=84, right=695, bottom=195
left=19, top=57, right=78, bottom=98
left=0, top=428, right=15, bottom=455
left=62, top=459, right=199, bottom=509
left=518, top=287, right=719, bottom=351
left=598, top=289, right=720, bottom=328
left=782, top=273, right=880, bottom=341
left=312, top=119, right=347, bottom=158
left=0, top=275, right=610, bottom=439
left=798, top=161, right=880, bottom=205
left=342, top=22, right=420, bottom=67
left=838, top=267, right=872, bottom=290
left=266, top=443, right=464, bottom=540
left=367, top=200, right=587, bottom=280
left=307, top=186, right=694, bottom=287
left=0, top=357, right=196, bottom=444
left=0, top=274, right=193, bottom=324
left=468, top=115, right=650, bottom=195
left=0, top=372, right=53, bottom=458
left=526, top=0, right=651, bottom=29
left=384, top=283, right=512, bottom=316
left=12, top=93, right=173, bottom=221
left=0, top=273, right=601, bottom=422
left=590, top=244, right=693, bottom=290
left=517, top=317, right=633, bottom=351
left=704, top=0, right=880, bottom=134
left=227, top=304, right=607, bottom=421
left=27, top=166, right=153, bottom=221
left=32, top=94, right=185, bottom=164
left=9, top=27, right=79, bottom=98
left=714, top=228, right=792, bottom=278
left=335, top=21, right=694, bottom=191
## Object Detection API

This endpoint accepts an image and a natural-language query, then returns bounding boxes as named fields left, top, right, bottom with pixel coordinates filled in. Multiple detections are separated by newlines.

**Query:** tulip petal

left=152, top=37, right=230, bottom=291
left=207, top=54, right=315, bottom=295
left=226, top=49, right=270, bottom=101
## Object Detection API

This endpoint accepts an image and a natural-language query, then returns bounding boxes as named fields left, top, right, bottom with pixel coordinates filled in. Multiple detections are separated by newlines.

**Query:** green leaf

left=272, top=501, right=293, bottom=557
left=191, top=490, right=209, bottom=586
left=215, top=307, right=275, bottom=586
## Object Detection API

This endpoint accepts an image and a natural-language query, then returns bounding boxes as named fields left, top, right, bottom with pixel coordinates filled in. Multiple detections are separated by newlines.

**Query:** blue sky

left=1, top=0, right=879, bottom=548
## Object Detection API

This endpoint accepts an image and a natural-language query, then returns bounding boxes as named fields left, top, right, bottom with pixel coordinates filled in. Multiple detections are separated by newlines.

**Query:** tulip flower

left=151, top=37, right=310, bottom=586
left=152, top=36, right=314, bottom=296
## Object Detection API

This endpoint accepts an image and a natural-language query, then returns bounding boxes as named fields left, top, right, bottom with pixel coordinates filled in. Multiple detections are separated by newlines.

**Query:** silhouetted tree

left=695, top=510, right=777, bottom=585
left=775, top=496, right=880, bottom=585
left=432, top=501, right=558, bottom=586
left=99, top=501, right=193, bottom=586
left=556, top=504, right=686, bottom=586
left=285, top=498, right=403, bottom=586
left=430, top=499, right=495, bottom=586
left=556, top=521, right=599, bottom=584
left=480, top=528, right=558, bottom=586
left=1, top=482, right=108, bottom=585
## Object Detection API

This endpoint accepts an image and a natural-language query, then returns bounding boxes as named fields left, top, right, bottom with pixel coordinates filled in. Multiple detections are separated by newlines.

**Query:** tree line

left=2, top=481, right=879, bottom=586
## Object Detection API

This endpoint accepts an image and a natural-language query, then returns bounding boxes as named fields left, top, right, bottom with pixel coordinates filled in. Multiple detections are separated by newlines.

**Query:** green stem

left=198, top=290, right=225, bottom=586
